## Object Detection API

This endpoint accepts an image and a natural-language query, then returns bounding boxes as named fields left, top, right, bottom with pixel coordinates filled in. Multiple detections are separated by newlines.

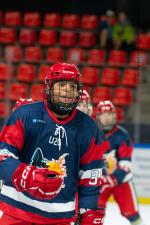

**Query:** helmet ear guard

left=44, top=62, right=83, bottom=115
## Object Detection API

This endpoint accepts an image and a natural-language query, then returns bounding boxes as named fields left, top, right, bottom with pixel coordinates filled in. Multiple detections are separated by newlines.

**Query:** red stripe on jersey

left=0, top=119, right=24, bottom=150
left=118, top=142, right=133, bottom=159
left=80, top=139, right=109, bottom=165
left=0, top=201, right=76, bottom=224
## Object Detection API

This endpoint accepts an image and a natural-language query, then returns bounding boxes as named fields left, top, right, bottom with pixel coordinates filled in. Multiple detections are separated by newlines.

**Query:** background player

left=77, top=89, right=93, bottom=117
left=96, top=100, right=146, bottom=225
left=0, top=62, right=107, bottom=225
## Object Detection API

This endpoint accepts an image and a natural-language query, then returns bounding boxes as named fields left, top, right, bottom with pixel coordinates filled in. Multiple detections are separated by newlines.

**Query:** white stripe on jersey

left=1, top=185, right=76, bottom=213
left=79, top=168, right=103, bottom=179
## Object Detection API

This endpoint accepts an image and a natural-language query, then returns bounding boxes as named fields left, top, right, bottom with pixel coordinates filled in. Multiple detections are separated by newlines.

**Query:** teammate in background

left=96, top=100, right=146, bottom=225
left=12, top=98, right=34, bottom=111
left=77, top=89, right=93, bottom=117
left=0, top=62, right=108, bottom=225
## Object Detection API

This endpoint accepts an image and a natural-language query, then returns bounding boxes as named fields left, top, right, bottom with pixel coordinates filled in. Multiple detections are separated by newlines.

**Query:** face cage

left=97, top=112, right=116, bottom=132
left=45, top=80, right=83, bottom=115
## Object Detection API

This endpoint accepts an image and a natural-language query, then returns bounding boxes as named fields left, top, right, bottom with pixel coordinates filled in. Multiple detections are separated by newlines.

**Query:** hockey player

left=96, top=100, right=145, bottom=225
left=77, top=89, right=93, bottom=117
left=0, top=62, right=108, bottom=225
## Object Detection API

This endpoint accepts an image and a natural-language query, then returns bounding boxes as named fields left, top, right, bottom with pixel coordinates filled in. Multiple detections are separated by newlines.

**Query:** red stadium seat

left=30, top=84, right=45, bottom=100
left=39, top=29, right=57, bottom=46
left=4, top=11, right=21, bottom=26
left=46, top=47, right=64, bottom=63
left=108, top=50, right=127, bottom=67
left=0, top=27, right=16, bottom=44
left=81, top=67, right=99, bottom=86
left=80, top=15, right=98, bottom=30
left=121, top=69, right=140, bottom=88
left=0, top=102, right=9, bottom=118
left=19, top=28, right=37, bottom=45
left=87, top=49, right=106, bottom=66
left=101, top=68, right=120, bottom=86
left=78, top=31, right=96, bottom=47
left=115, top=107, right=125, bottom=123
left=0, top=82, right=6, bottom=99
left=17, top=64, right=36, bottom=82
left=129, top=51, right=148, bottom=67
left=43, top=13, right=61, bottom=28
left=60, top=31, right=76, bottom=47
left=25, top=46, right=42, bottom=63
left=113, top=87, right=133, bottom=106
left=38, top=64, right=49, bottom=82
left=62, top=14, right=80, bottom=29
left=23, top=12, right=41, bottom=27
left=10, top=83, right=28, bottom=100
left=66, top=48, right=84, bottom=65
left=92, top=87, right=112, bottom=105
left=5, top=45, right=22, bottom=62
left=0, top=63, right=14, bottom=80
left=136, top=33, right=150, bottom=50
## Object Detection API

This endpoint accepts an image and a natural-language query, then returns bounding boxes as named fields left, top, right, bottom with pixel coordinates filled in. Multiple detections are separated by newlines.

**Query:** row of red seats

left=0, top=81, right=134, bottom=106
left=0, top=63, right=140, bottom=87
left=0, top=11, right=99, bottom=30
left=1, top=45, right=148, bottom=68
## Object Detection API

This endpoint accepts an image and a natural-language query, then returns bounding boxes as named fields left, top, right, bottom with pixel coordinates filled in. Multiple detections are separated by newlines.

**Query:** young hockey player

left=0, top=62, right=108, bottom=225
left=77, top=89, right=93, bottom=117
left=96, top=100, right=146, bottom=225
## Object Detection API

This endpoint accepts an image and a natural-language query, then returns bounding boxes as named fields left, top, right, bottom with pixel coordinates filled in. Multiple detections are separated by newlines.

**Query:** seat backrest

left=46, top=47, right=64, bottom=63
left=5, top=45, right=22, bottom=62
left=101, top=68, right=120, bottom=86
left=17, top=64, right=36, bottom=82
left=0, top=63, right=14, bottom=80
left=38, top=64, right=49, bottom=82
left=129, top=51, right=148, bottom=67
left=43, top=13, right=61, bottom=28
left=25, top=46, right=42, bottom=63
left=30, top=84, right=45, bottom=100
left=23, top=12, right=41, bottom=27
left=0, top=27, right=16, bottom=44
left=59, top=30, right=77, bottom=47
left=113, top=87, right=133, bottom=106
left=80, top=15, right=98, bottom=30
left=19, top=28, right=37, bottom=45
left=62, top=14, right=80, bottom=29
left=87, top=49, right=106, bottom=66
left=4, top=11, right=22, bottom=26
left=10, top=83, right=28, bottom=100
left=39, top=29, right=57, bottom=46
left=81, top=67, right=100, bottom=85
left=121, top=69, right=140, bottom=87
left=66, top=48, right=84, bottom=65
left=92, top=86, right=112, bottom=105
left=108, top=50, right=127, bottom=67
left=78, top=31, right=96, bottom=47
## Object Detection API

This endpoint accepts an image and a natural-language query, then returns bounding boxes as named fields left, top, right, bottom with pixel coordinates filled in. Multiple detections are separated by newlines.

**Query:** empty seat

left=5, top=45, right=22, bottom=62
left=46, top=47, right=64, bottom=63
left=78, top=31, right=96, bottom=47
left=115, top=107, right=125, bottom=123
left=101, top=68, right=120, bottom=86
left=0, top=102, right=8, bottom=118
left=43, top=13, right=61, bottom=28
left=87, top=49, right=106, bottom=66
left=23, top=12, right=41, bottom=27
left=60, top=31, right=76, bottom=47
left=108, top=50, right=127, bottom=67
left=25, top=46, right=42, bottom=63
left=113, top=87, right=133, bottom=106
left=30, top=84, right=45, bottom=100
left=4, top=11, right=21, bottom=26
left=19, top=28, right=37, bottom=45
left=80, top=15, right=98, bottom=30
left=121, top=69, right=140, bottom=88
left=10, top=83, right=28, bottom=100
left=0, top=27, right=16, bottom=44
left=62, top=14, right=80, bottom=29
left=66, top=48, right=84, bottom=65
left=136, top=33, right=150, bottom=50
left=38, top=64, right=49, bottom=82
left=92, top=87, right=112, bottom=105
left=0, top=82, right=6, bottom=99
left=129, top=51, right=148, bottom=67
left=17, top=64, right=36, bottom=82
left=0, top=63, right=14, bottom=80
left=39, top=29, right=57, bottom=46
left=81, top=67, right=99, bottom=86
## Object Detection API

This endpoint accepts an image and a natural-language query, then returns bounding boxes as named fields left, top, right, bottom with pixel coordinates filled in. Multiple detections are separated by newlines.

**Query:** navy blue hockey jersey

left=0, top=101, right=108, bottom=224
left=103, top=125, right=133, bottom=184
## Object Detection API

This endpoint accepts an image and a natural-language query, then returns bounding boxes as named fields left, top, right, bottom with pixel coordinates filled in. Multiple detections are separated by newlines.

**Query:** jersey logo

left=104, top=150, right=117, bottom=174
left=30, top=148, right=68, bottom=199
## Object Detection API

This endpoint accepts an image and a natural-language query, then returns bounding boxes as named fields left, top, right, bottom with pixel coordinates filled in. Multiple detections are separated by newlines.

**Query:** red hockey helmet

left=97, top=100, right=115, bottom=114
left=45, top=62, right=83, bottom=115
left=12, top=98, right=34, bottom=111
left=80, top=89, right=91, bottom=103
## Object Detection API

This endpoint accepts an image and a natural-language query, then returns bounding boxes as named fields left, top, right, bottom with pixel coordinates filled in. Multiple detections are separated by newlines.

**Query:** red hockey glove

left=81, top=209, right=105, bottom=225
left=100, top=175, right=118, bottom=193
left=12, top=163, right=63, bottom=200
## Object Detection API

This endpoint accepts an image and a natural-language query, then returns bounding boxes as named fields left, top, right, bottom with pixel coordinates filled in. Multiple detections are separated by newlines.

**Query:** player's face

left=97, top=112, right=116, bottom=131
left=51, top=81, right=78, bottom=105
left=77, top=101, right=89, bottom=114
